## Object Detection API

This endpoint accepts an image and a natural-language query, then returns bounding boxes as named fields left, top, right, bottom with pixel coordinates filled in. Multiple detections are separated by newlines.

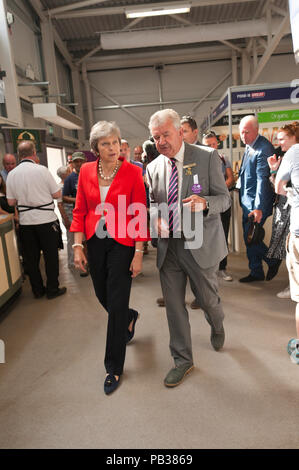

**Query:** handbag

left=247, top=215, right=265, bottom=245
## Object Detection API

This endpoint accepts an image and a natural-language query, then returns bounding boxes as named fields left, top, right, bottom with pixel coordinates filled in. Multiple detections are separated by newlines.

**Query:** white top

left=160, top=142, right=185, bottom=231
left=6, top=160, right=60, bottom=225
left=99, top=185, right=110, bottom=203
left=164, top=142, right=185, bottom=203
left=276, top=143, right=299, bottom=236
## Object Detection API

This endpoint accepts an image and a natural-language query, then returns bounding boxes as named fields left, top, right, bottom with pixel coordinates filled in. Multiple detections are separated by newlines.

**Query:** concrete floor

left=0, top=246, right=298, bottom=449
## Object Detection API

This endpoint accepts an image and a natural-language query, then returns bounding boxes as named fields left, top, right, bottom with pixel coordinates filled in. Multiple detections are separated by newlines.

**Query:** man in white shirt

left=6, top=140, right=66, bottom=300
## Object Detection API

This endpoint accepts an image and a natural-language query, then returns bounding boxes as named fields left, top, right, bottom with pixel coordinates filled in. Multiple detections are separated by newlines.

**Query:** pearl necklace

left=98, top=159, right=119, bottom=180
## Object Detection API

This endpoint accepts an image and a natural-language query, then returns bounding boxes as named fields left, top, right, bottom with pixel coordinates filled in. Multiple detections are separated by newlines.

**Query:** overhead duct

left=101, top=18, right=289, bottom=50
left=33, top=103, right=83, bottom=130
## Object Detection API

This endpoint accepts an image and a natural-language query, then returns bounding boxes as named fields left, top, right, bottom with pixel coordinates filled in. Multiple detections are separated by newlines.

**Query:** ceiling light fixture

left=125, top=4, right=190, bottom=19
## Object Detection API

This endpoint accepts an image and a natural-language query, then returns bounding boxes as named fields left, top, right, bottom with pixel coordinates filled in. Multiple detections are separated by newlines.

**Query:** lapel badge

left=183, top=162, right=196, bottom=176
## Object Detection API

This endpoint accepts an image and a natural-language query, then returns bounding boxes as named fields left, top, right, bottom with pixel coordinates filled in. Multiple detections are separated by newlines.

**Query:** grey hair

left=239, top=115, right=259, bottom=130
left=89, top=121, right=121, bottom=154
left=57, top=165, right=69, bottom=178
left=149, top=109, right=181, bottom=132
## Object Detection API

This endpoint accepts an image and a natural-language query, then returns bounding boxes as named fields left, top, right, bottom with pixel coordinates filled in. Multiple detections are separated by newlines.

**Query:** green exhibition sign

left=258, top=109, right=299, bottom=123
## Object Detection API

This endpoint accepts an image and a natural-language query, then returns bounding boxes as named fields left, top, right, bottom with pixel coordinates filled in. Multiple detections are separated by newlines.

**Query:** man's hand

left=182, top=195, right=207, bottom=212
left=156, top=217, right=169, bottom=237
left=248, top=209, right=263, bottom=223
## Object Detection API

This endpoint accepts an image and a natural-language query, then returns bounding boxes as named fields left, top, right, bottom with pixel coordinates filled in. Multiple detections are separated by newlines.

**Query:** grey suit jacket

left=146, top=142, right=231, bottom=270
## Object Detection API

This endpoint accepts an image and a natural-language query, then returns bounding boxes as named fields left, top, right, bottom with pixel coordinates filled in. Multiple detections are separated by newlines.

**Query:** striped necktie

left=168, top=158, right=179, bottom=232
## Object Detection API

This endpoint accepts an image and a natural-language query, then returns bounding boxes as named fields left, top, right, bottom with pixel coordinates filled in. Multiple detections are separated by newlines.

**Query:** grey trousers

left=160, top=238, right=225, bottom=367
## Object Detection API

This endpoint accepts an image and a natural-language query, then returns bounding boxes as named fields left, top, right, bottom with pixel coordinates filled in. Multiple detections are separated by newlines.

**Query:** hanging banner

left=1, top=128, right=47, bottom=166
left=289, top=0, right=299, bottom=64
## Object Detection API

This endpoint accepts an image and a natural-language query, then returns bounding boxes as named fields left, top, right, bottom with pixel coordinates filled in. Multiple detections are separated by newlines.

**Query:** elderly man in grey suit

left=146, top=109, right=231, bottom=387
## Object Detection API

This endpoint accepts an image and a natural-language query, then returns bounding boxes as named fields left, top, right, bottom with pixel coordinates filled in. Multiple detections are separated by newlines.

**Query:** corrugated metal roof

left=39, top=0, right=289, bottom=59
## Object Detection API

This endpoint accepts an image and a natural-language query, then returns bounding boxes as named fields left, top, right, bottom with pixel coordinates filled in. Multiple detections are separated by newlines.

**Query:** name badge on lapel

left=191, top=174, right=202, bottom=194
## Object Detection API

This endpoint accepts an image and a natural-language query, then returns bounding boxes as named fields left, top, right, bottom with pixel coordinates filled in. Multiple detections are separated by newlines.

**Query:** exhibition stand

left=200, top=81, right=299, bottom=252
left=0, top=214, right=22, bottom=312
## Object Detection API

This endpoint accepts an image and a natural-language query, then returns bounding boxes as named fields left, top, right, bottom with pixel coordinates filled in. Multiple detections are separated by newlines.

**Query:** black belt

left=168, top=231, right=184, bottom=239
left=17, top=201, right=55, bottom=213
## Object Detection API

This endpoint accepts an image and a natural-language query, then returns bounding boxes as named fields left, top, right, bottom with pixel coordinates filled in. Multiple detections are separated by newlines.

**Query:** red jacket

left=70, top=157, right=149, bottom=246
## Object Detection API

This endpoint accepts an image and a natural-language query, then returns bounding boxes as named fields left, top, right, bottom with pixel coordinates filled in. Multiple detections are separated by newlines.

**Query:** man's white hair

left=149, top=109, right=181, bottom=132
left=239, top=115, right=259, bottom=130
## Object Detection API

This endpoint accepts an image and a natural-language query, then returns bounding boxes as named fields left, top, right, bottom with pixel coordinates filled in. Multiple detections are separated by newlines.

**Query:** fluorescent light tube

left=126, top=5, right=190, bottom=19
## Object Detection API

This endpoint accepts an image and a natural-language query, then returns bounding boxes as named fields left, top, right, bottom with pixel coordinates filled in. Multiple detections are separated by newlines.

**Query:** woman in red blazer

left=70, top=121, right=149, bottom=395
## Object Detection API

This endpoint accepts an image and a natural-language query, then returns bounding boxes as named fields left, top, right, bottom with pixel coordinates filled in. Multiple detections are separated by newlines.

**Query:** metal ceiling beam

left=100, top=17, right=289, bottom=50
left=93, top=96, right=220, bottom=110
left=89, top=81, right=148, bottom=130
left=82, top=38, right=293, bottom=71
left=191, top=70, right=232, bottom=113
left=248, top=14, right=290, bottom=84
left=220, top=40, right=243, bottom=53
left=47, top=0, right=110, bottom=16
left=76, top=42, right=102, bottom=65
left=51, top=0, right=258, bottom=19
left=28, top=0, right=76, bottom=70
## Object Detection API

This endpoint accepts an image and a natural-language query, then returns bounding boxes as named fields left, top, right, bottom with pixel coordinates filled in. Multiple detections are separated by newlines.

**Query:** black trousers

left=87, top=234, right=136, bottom=376
left=219, top=207, right=231, bottom=271
left=19, top=221, right=60, bottom=296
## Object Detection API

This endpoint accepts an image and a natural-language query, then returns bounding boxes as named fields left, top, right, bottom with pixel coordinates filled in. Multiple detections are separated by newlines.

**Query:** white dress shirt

left=164, top=142, right=185, bottom=204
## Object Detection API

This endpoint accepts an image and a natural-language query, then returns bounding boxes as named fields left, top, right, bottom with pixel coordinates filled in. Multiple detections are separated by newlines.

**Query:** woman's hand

left=130, top=252, right=143, bottom=278
left=74, top=246, right=88, bottom=273
left=267, top=154, right=281, bottom=172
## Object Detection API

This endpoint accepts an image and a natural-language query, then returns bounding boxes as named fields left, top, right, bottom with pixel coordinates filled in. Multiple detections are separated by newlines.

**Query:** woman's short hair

left=89, top=121, right=121, bottom=154
left=148, top=109, right=181, bottom=132
left=56, top=165, right=69, bottom=179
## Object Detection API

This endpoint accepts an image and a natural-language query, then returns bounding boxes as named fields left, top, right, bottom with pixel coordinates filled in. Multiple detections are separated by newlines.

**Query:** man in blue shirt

left=63, top=152, right=86, bottom=204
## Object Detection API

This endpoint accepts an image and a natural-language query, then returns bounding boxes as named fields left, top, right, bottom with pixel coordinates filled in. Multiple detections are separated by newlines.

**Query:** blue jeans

left=242, top=213, right=277, bottom=278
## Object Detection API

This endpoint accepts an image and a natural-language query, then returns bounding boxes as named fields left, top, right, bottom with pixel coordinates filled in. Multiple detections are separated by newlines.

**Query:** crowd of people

left=0, top=110, right=298, bottom=394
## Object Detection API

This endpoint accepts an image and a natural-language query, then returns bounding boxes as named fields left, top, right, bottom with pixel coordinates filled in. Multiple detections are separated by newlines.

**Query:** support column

left=231, top=51, right=238, bottom=86
left=241, top=51, right=251, bottom=85
left=0, top=0, right=23, bottom=125
left=40, top=18, right=60, bottom=103
left=81, top=62, right=94, bottom=131
left=71, top=68, right=85, bottom=143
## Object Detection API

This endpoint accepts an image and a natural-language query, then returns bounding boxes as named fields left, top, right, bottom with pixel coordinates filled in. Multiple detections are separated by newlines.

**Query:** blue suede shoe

left=127, top=310, right=139, bottom=344
left=104, top=374, right=120, bottom=395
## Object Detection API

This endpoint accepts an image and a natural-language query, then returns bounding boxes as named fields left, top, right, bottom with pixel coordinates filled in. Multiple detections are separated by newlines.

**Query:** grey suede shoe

left=211, top=326, right=225, bottom=351
left=204, top=312, right=225, bottom=351
left=164, top=364, right=194, bottom=387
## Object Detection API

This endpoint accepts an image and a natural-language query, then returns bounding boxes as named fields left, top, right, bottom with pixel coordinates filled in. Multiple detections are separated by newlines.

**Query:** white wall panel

left=86, top=53, right=299, bottom=150
left=9, top=15, right=42, bottom=81
left=88, top=60, right=232, bottom=148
